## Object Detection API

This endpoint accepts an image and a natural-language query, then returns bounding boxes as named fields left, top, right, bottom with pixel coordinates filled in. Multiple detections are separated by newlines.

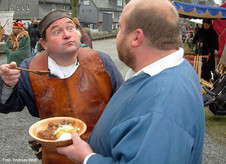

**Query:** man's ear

left=131, top=29, right=144, bottom=47
left=39, top=38, right=47, bottom=50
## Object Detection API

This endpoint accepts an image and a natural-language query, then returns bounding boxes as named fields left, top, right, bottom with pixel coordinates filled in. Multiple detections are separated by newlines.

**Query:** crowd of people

left=180, top=18, right=219, bottom=82
left=0, top=0, right=207, bottom=163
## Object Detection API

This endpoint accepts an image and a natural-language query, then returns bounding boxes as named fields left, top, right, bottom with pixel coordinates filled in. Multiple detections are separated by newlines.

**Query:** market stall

left=173, top=1, right=226, bottom=19
left=173, top=2, right=226, bottom=74
left=173, top=2, right=226, bottom=115
left=173, top=1, right=226, bottom=56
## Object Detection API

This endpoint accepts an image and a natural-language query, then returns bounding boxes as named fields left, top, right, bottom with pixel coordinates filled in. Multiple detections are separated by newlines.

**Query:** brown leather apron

left=29, top=48, right=112, bottom=164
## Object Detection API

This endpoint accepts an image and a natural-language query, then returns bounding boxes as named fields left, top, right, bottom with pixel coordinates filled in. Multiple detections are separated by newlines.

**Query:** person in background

left=35, top=40, right=44, bottom=56
left=180, top=23, right=186, bottom=43
left=57, top=0, right=205, bottom=163
left=15, top=19, right=22, bottom=23
left=0, top=21, right=5, bottom=42
left=189, top=24, right=193, bottom=31
left=83, top=22, right=92, bottom=39
left=15, top=19, right=28, bottom=31
left=195, top=24, right=200, bottom=33
left=4, top=21, right=31, bottom=66
left=72, top=17, right=93, bottom=48
left=193, top=18, right=219, bottom=81
left=0, top=10, right=124, bottom=164
left=28, top=17, right=41, bottom=57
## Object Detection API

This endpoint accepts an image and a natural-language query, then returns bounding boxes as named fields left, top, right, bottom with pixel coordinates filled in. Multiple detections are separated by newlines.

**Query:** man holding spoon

left=0, top=10, right=123, bottom=164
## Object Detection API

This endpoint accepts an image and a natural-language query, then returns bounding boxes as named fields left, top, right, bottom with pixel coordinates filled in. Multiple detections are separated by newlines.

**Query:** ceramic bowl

left=29, top=117, right=87, bottom=148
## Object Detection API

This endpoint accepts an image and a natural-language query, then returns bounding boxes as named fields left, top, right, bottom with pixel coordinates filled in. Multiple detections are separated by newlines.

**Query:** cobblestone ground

left=0, top=39, right=225, bottom=163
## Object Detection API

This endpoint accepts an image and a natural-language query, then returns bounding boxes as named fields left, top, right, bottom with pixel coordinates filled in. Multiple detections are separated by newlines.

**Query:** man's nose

left=63, top=29, right=71, bottom=38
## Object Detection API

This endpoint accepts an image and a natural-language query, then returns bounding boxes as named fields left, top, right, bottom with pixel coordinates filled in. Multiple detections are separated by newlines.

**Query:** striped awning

left=173, top=2, right=226, bottom=19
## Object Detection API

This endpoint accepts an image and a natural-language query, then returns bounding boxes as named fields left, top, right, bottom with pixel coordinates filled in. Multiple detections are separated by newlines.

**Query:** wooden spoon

left=16, top=67, right=50, bottom=76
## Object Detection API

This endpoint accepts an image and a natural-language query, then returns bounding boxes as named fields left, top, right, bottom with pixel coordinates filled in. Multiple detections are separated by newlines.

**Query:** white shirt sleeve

left=83, top=153, right=96, bottom=164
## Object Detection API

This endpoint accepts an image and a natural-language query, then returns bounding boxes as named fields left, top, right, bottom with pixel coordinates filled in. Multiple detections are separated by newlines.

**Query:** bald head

left=124, top=0, right=181, bottom=50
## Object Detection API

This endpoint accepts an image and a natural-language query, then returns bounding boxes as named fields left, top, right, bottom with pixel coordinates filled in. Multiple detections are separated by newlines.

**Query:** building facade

left=79, top=0, right=124, bottom=30
left=0, top=0, right=125, bottom=31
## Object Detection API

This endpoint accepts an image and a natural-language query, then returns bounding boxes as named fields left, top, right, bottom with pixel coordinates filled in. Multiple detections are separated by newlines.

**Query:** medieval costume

left=87, top=48, right=205, bottom=164
left=4, top=22, right=31, bottom=66
left=0, top=48, right=124, bottom=164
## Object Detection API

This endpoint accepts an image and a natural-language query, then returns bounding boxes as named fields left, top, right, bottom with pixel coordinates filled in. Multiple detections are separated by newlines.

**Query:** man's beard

left=117, top=40, right=136, bottom=70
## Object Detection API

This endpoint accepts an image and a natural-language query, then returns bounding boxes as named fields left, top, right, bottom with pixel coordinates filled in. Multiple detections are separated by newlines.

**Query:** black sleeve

left=97, top=51, right=124, bottom=95
left=193, top=30, right=201, bottom=44
left=212, top=30, right=219, bottom=50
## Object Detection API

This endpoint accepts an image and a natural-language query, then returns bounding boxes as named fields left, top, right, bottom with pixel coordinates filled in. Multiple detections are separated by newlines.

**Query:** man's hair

left=125, top=2, right=182, bottom=50
left=15, top=19, right=22, bottom=23
left=203, top=18, right=212, bottom=24
left=31, top=17, right=36, bottom=23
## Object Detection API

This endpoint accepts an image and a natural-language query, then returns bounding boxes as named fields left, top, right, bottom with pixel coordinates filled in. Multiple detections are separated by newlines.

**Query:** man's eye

left=68, top=26, right=73, bottom=30
left=54, top=31, right=60, bottom=34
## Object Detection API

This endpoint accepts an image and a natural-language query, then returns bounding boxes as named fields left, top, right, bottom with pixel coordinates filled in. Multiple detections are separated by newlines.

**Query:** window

left=69, top=6, right=72, bottom=16
left=116, top=23, right=119, bottom=29
left=52, top=4, right=57, bottom=11
left=84, top=0, right=90, bottom=5
left=16, top=5, right=20, bottom=11
left=9, top=5, right=14, bottom=11
left=112, top=12, right=114, bottom=19
left=26, top=4, right=29, bottom=11
left=119, top=12, right=121, bottom=19
left=90, top=24, right=93, bottom=29
left=69, top=10, right=72, bottom=15
left=117, top=0, right=122, bottom=6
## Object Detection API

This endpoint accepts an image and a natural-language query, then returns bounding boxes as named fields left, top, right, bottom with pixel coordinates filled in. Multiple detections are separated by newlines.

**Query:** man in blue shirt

left=57, top=0, right=205, bottom=163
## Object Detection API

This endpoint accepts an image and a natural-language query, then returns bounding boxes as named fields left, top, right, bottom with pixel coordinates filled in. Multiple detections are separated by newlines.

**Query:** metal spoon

left=16, top=67, right=50, bottom=76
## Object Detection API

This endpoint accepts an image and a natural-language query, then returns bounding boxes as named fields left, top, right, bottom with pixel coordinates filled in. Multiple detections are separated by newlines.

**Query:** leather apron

left=29, top=48, right=112, bottom=164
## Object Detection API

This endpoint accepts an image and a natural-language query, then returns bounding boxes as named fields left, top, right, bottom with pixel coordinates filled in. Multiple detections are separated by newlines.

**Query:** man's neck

left=49, top=54, right=78, bottom=66
left=134, top=48, right=178, bottom=72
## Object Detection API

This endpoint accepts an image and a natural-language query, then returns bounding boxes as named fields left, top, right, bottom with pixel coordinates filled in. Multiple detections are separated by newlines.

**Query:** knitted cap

left=12, top=22, right=24, bottom=29
left=39, top=10, right=71, bottom=38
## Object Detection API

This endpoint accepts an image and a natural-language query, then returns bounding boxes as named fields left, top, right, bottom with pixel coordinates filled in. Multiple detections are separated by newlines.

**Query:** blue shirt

left=87, top=49, right=205, bottom=164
